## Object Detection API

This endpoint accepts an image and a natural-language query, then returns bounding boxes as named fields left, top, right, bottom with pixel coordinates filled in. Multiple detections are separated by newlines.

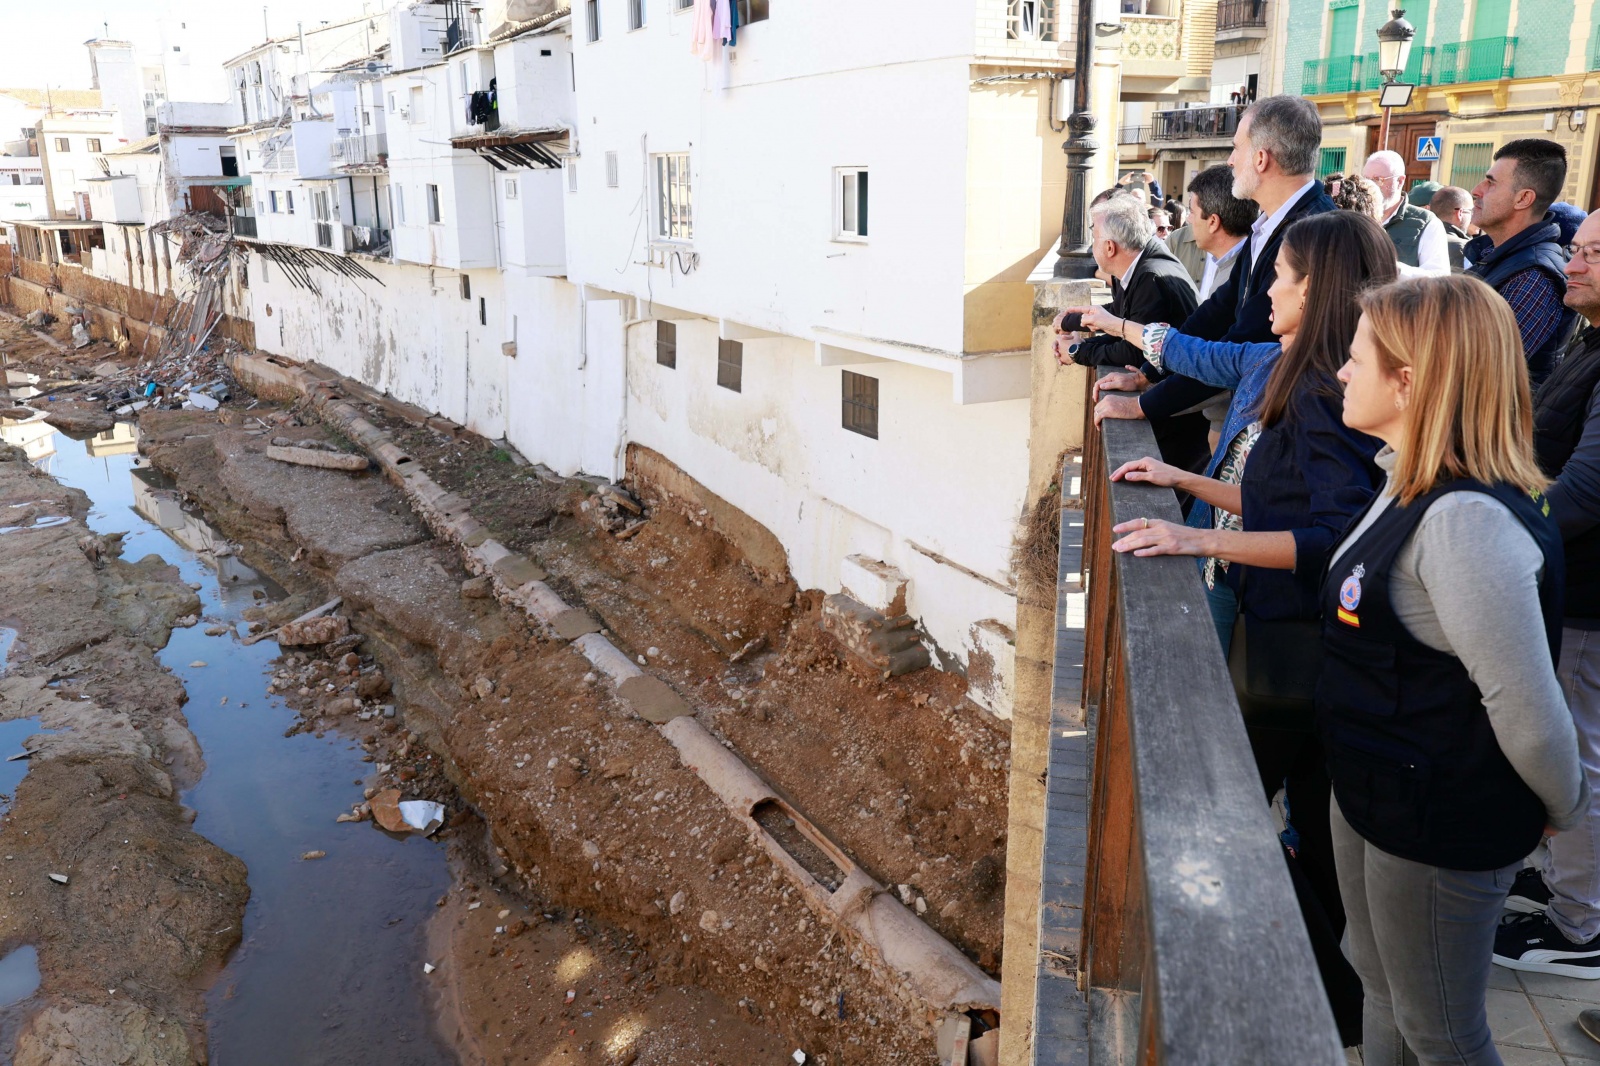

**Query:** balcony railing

left=1216, top=0, right=1268, bottom=30
left=342, top=224, right=390, bottom=256
left=1118, top=125, right=1152, bottom=144
left=331, top=133, right=389, bottom=169
left=314, top=221, right=334, bottom=249
left=1152, top=104, right=1243, bottom=141
left=1435, top=36, right=1516, bottom=84
left=231, top=214, right=258, bottom=238
left=1591, top=23, right=1600, bottom=70
left=1028, top=369, right=1347, bottom=1062
left=1302, top=54, right=1363, bottom=94
left=1361, top=45, right=1436, bottom=88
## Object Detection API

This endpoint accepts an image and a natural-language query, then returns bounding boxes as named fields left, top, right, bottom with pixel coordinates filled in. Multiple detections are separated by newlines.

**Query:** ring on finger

left=1142, top=517, right=1150, bottom=529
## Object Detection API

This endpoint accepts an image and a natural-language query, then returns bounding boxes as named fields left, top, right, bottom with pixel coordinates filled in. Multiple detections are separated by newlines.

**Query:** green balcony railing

left=1361, top=45, right=1435, bottom=88
left=1303, top=54, right=1364, bottom=94
left=1590, top=23, right=1600, bottom=70
left=1435, top=36, right=1516, bottom=84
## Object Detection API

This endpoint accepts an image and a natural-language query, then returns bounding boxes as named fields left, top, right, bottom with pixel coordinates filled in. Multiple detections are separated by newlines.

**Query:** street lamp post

left=1375, top=9, right=1416, bottom=152
left=1053, top=0, right=1102, bottom=278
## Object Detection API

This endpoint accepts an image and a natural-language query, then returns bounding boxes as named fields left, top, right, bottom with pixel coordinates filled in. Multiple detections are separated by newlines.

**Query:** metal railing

left=1302, top=54, right=1363, bottom=94
left=1361, top=45, right=1436, bottom=88
left=1215, top=0, right=1268, bottom=30
left=1118, top=125, right=1152, bottom=144
left=331, top=133, right=389, bottom=168
left=342, top=224, right=390, bottom=255
left=314, top=221, right=334, bottom=249
left=231, top=214, right=258, bottom=238
left=1435, top=36, right=1516, bottom=84
left=1049, top=369, right=1346, bottom=1062
left=1152, top=104, right=1242, bottom=141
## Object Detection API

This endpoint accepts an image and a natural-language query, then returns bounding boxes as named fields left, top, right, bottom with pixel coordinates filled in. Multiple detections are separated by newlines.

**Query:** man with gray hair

left=1363, top=149, right=1450, bottom=274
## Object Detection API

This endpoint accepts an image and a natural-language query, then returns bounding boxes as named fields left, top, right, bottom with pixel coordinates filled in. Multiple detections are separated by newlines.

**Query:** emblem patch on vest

left=1337, top=564, right=1364, bottom=628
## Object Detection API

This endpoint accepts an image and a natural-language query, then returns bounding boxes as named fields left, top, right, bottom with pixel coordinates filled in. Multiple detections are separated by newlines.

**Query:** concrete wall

left=87, top=41, right=148, bottom=144
left=86, top=175, right=142, bottom=224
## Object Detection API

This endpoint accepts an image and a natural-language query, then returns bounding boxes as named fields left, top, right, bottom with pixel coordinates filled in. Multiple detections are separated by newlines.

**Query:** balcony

left=231, top=214, right=258, bottom=239
left=1216, top=0, right=1268, bottom=40
left=1302, top=54, right=1364, bottom=94
left=342, top=224, right=390, bottom=257
left=1118, top=125, right=1152, bottom=144
left=1435, top=36, right=1516, bottom=84
left=1361, top=45, right=1436, bottom=88
left=331, top=133, right=388, bottom=171
left=1152, top=104, right=1243, bottom=142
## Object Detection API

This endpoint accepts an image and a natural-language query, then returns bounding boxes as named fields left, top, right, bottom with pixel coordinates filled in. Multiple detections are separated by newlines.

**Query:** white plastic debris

left=793, top=1051, right=807, bottom=1065
left=185, top=391, right=219, bottom=411
left=423, top=962, right=436, bottom=974
left=48, top=873, right=68, bottom=885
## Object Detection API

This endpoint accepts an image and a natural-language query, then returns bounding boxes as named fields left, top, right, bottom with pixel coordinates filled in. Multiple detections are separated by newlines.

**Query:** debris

left=459, top=575, right=492, bottom=599
left=242, top=597, right=342, bottom=646
left=48, top=873, right=68, bottom=885
left=369, top=789, right=445, bottom=836
left=423, top=962, right=436, bottom=975
left=266, top=444, right=370, bottom=472
left=190, top=661, right=207, bottom=669
left=300, top=850, right=326, bottom=861
left=793, top=1052, right=807, bottom=1065
left=70, top=323, right=90, bottom=350
left=5, top=750, right=33, bottom=763
left=730, top=635, right=768, bottom=663
left=471, top=677, right=495, bottom=700
left=668, top=891, right=687, bottom=916
left=204, top=625, right=230, bottom=637
left=185, top=391, right=219, bottom=411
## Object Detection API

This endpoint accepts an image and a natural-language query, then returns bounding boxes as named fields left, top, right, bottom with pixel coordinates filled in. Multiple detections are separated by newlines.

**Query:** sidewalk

left=1485, top=963, right=1600, bottom=1064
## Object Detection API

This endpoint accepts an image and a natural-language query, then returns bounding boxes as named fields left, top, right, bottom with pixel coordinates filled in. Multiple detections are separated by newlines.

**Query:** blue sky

left=1, top=0, right=374, bottom=95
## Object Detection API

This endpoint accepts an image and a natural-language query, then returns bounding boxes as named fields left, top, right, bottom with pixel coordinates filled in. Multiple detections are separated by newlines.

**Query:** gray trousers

left=1332, top=800, right=1519, bottom=1065
left=1539, top=626, right=1600, bottom=942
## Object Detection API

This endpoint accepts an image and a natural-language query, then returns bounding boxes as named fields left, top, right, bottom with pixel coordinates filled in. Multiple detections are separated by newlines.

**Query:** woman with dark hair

left=1064, top=211, right=1400, bottom=1044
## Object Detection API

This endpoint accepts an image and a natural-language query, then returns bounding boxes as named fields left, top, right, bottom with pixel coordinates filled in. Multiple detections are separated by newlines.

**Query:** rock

left=668, top=891, right=687, bottom=916
left=277, top=615, right=350, bottom=647
left=897, top=884, right=914, bottom=906
left=709, top=837, right=741, bottom=866
left=47, top=873, right=68, bottom=885
left=356, top=671, right=390, bottom=698
left=581, top=840, right=601, bottom=860
left=335, top=812, right=363, bottom=823
left=915, top=896, right=928, bottom=915
left=460, top=575, right=492, bottom=599
left=324, top=696, right=362, bottom=716
left=552, top=765, right=582, bottom=789
left=505, top=919, right=529, bottom=937
left=472, top=677, right=495, bottom=700
left=301, top=850, right=326, bottom=861
left=340, top=653, right=360, bottom=670
left=204, top=625, right=230, bottom=637
left=242, top=606, right=267, bottom=622
left=266, top=444, right=370, bottom=472
left=189, top=661, right=207, bottom=669
left=698, top=909, right=721, bottom=934
left=498, top=909, right=511, bottom=920
left=600, top=759, right=633, bottom=780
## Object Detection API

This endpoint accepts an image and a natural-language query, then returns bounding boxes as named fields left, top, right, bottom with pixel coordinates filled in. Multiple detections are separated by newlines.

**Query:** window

left=458, top=60, right=470, bottom=96
left=427, top=183, right=441, bottom=223
left=675, top=0, right=693, bottom=8
left=388, top=91, right=397, bottom=112
left=461, top=274, right=471, bottom=300
left=605, top=151, right=619, bottom=187
left=568, top=161, right=578, bottom=193
left=504, top=175, right=519, bottom=199
left=53, top=138, right=70, bottom=152
left=629, top=0, right=645, bottom=30
left=269, top=190, right=280, bottom=213
left=842, top=371, right=878, bottom=439
left=654, top=153, right=692, bottom=241
left=656, top=320, right=677, bottom=368
left=395, top=184, right=406, bottom=223
left=285, top=190, right=295, bottom=214
left=478, top=296, right=486, bottom=325
left=1449, top=142, right=1495, bottom=192
left=836, top=167, right=868, bottom=239
left=587, top=0, right=601, bottom=41
left=86, top=138, right=101, bottom=152
left=1316, top=147, right=1346, bottom=179
left=1007, top=0, right=1054, bottom=38
left=717, top=338, right=743, bottom=392
left=737, top=0, right=769, bottom=22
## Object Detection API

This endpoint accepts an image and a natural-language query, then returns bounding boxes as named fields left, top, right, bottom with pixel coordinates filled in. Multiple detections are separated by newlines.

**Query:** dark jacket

left=1231, top=382, right=1385, bottom=621
left=1465, top=213, right=1575, bottom=389
left=1073, top=237, right=1199, bottom=367
left=1535, top=324, right=1600, bottom=626
left=1443, top=221, right=1468, bottom=273
left=1383, top=200, right=1433, bottom=268
left=1141, top=184, right=1338, bottom=420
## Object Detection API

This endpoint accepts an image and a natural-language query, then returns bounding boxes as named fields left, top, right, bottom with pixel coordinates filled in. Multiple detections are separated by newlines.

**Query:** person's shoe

left=1506, top=866, right=1554, bottom=914
left=1580, top=1009, right=1600, bottom=1044
left=1494, top=912, right=1600, bottom=979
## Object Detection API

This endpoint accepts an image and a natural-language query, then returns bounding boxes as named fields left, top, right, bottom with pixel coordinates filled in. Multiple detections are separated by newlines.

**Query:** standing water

left=39, top=426, right=457, bottom=1066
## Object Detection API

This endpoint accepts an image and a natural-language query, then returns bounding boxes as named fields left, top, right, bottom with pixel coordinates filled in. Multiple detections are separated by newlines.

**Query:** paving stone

left=552, top=609, right=602, bottom=640
left=617, top=675, right=693, bottom=724
left=1529, top=993, right=1600, bottom=1059
left=491, top=553, right=547, bottom=588
left=1494, top=1046, right=1565, bottom=1065
left=1517, top=967, right=1600, bottom=1004
left=1489, top=987, right=1553, bottom=1049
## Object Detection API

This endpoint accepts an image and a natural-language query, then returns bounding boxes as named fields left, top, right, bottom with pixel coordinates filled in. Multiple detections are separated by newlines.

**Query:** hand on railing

left=1109, top=515, right=1207, bottom=557
left=1094, top=394, right=1146, bottom=425
left=1094, top=367, right=1151, bottom=399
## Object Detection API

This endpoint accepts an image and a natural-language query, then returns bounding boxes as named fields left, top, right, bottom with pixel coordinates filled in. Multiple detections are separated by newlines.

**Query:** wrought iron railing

left=1152, top=104, right=1243, bottom=141
left=1302, top=54, right=1364, bottom=94
left=231, top=214, right=258, bottom=238
left=1118, top=125, right=1152, bottom=144
left=1216, top=0, right=1268, bottom=30
left=1435, top=36, right=1516, bottom=83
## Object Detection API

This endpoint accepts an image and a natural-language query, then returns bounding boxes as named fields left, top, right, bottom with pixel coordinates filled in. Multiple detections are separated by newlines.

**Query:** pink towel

left=691, top=0, right=718, bottom=59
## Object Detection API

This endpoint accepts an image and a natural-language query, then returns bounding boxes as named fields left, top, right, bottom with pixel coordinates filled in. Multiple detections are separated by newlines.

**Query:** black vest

left=1535, top=326, right=1600, bottom=622
left=1317, top=478, right=1564, bottom=870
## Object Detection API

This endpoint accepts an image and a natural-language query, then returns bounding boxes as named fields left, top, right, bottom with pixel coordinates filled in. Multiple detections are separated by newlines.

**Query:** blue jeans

left=1205, top=576, right=1238, bottom=659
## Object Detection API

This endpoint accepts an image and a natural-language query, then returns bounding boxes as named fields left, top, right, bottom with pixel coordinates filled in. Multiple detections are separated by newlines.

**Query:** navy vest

left=1466, top=216, right=1575, bottom=391
left=1317, top=478, right=1564, bottom=870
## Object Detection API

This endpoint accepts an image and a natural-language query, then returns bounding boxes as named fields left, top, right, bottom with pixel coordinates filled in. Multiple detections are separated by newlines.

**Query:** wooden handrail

left=1070, top=369, right=1344, bottom=1062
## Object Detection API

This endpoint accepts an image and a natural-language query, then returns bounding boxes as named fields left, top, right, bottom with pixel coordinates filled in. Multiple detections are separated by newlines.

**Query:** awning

left=450, top=127, right=569, bottom=170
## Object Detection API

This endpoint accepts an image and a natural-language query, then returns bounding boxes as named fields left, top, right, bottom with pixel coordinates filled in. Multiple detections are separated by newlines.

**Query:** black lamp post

left=1375, top=9, right=1416, bottom=152
left=1053, top=0, right=1102, bottom=278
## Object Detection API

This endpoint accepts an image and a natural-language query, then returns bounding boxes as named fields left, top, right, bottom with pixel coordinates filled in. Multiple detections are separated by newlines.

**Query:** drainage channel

left=42, top=428, right=456, bottom=1066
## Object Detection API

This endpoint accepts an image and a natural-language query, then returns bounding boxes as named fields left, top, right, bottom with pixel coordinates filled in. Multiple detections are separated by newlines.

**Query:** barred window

left=1449, top=142, right=1495, bottom=193
left=654, top=152, right=693, bottom=241
left=842, top=371, right=878, bottom=439
left=1007, top=0, right=1056, bottom=40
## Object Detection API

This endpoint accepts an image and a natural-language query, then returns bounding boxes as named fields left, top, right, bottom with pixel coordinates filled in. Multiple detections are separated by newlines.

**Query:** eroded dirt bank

left=0, top=439, right=249, bottom=1066
left=137, top=386, right=1012, bottom=1064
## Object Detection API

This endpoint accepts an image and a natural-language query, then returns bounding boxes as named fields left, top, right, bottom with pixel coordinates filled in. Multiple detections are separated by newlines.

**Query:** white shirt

left=1383, top=199, right=1452, bottom=277
left=1199, top=238, right=1246, bottom=301
left=1248, top=177, right=1319, bottom=274
left=1119, top=250, right=1144, bottom=291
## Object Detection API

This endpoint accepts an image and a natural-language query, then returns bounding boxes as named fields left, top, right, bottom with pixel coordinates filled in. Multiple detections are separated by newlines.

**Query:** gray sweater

left=1330, top=449, right=1589, bottom=830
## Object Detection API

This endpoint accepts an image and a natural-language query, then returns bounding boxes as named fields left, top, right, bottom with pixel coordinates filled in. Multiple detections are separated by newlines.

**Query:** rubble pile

left=578, top=482, right=648, bottom=538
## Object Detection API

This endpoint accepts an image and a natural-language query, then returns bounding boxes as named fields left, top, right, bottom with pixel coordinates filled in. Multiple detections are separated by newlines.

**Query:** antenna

left=262, top=6, right=269, bottom=41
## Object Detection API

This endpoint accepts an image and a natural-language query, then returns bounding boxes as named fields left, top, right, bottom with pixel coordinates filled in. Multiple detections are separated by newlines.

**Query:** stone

left=356, top=671, right=390, bottom=698
left=490, top=553, right=547, bottom=589
left=324, top=697, right=362, bottom=716
left=472, top=677, right=495, bottom=699
left=616, top=675, right=694, bottom=724
left=277, top=615, right=350, bottom=647
left=818, top=592, right=931, bottom=678
left=581, top=840, right=601, bottom=860
left=301, top=850, right=326, bottom=861
left=668, top=891, right=686, bottom=916
left=698, top=909, right=721, bottom=934
left=552, top=609, right=602, bottom=640
left=204, top=625, right=229, bottom=637
left=506, top=919, right=529, bottom=937
left=553, top=765, right=582, bottom=789
left=460, top=575, right=493, bottom=599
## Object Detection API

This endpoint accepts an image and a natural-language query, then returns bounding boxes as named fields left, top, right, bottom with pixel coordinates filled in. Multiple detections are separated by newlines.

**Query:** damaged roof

left=488, top=0, right=572, bottom=42
left=107, top=134, right=160, bottom=155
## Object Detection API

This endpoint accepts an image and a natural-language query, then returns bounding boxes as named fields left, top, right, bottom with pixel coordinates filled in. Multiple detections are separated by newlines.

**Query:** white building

left=0, top=156, right=46, bottom=223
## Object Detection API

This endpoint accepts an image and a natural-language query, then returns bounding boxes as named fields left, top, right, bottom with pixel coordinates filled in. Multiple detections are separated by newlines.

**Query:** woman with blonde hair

left=1323, top=274, right=1587, bottom=1063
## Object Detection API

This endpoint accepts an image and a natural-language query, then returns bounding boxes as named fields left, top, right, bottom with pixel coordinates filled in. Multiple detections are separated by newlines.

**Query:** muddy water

left=43, top=432, right=457, bottom=1066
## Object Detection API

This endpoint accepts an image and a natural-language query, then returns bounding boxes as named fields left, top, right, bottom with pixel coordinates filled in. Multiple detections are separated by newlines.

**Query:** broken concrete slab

left=276, top=615, right=349, bottom=647
left=266, top=444, right=370, bottom=472
left=551, top=609, right=603, bottom=641
left=616, top=675, right=694, bottom=724
left=490, top=553, right=547, bottom=589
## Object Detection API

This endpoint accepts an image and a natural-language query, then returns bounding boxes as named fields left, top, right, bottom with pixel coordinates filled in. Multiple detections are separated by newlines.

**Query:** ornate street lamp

left=1053, top=0, right=1102, bottom=278
left=1375, top=9, right=1416, bottom=151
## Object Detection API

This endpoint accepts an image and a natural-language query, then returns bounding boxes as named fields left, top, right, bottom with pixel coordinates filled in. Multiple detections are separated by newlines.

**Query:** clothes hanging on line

left=691, top=0, right=717, bottom=59
left=725, top=0, right=739, bottom=47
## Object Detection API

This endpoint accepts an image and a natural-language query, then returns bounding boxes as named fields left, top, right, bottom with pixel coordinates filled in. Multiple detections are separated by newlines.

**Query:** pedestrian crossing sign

left=1417, top=137, right=1441, bottom=163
